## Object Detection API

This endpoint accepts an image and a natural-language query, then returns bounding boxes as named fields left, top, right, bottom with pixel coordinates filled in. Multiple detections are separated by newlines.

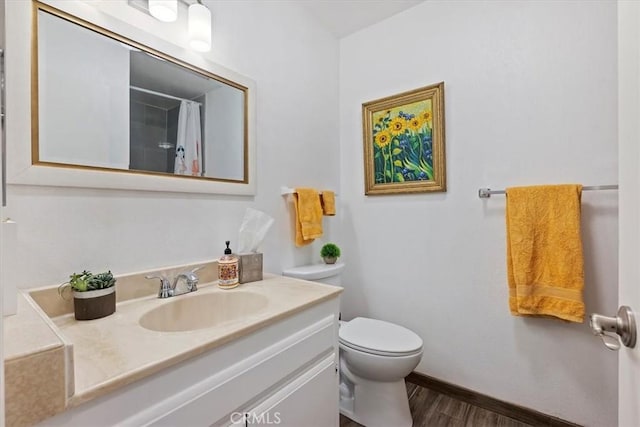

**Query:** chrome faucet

left=145, top=267, right=203, bottom=299
left=175, top=270, right=199, bottom=292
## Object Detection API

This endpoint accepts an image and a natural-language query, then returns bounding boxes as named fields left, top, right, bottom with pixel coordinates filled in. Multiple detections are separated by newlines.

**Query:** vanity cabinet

left=42, top=297, right=340, bottom=427
left=246, top=355, right=338, bottom=427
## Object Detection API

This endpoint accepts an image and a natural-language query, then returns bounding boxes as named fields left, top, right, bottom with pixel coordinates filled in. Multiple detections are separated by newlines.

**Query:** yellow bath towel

left=294, top=188, right=323, bottom=247
left=320, top=191, right=336, bottom=216
left=506, top=184, right=585, bottom=323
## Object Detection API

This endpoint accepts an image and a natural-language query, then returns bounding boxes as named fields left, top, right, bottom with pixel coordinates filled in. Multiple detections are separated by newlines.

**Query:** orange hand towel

left=320, top=191, right=336, bottom=216
left=506, top=184, right=585, bottom=323
left=293, top=188, right=323, bottom=247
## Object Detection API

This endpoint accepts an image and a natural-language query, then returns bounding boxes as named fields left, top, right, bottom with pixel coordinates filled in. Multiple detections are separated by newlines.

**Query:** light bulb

left=148, top=0, right=178, bottom=23
left=188, top=3, right=212, bottom=52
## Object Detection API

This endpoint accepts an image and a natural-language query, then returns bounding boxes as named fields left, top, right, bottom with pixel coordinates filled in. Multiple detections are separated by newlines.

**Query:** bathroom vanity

left=4, top=265, right=342, bottom=426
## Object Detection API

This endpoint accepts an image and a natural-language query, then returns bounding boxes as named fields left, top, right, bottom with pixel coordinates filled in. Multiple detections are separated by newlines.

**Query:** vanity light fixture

left=148, top=0, right=178, bottom=22
left=128, top=0, right=212, bottom=52
left=188, top=1, right=212, bottom=52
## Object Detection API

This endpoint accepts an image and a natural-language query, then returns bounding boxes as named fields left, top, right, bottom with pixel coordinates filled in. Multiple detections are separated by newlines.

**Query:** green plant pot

left=73, top=287, right=116, bottom=321
left=323, top=256, right=337, bottom=265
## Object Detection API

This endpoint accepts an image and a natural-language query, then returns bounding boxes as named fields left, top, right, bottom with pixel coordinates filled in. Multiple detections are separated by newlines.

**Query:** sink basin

left=139, top=291, right=269, bottom=332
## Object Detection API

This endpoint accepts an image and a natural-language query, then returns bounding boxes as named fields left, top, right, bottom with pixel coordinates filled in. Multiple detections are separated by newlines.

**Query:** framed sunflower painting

left=362, top=82, right=446, bottom=195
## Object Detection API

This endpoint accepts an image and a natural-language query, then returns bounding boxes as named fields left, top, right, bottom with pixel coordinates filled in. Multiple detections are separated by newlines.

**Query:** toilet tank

left=282, top=263, right=345, bottom=286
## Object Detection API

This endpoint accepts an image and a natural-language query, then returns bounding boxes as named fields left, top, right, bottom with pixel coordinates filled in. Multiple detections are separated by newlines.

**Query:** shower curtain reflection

left=174, top=100, right=203, bottom=176
left=129, top=92, right=205, bottom=175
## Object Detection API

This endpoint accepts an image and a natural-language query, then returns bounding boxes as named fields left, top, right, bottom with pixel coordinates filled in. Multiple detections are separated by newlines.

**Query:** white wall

left=4, top=0, right=339, bottom=288
left=38, top=10, right=130, bottom=169
left=339, top=1, right=618, bottom=426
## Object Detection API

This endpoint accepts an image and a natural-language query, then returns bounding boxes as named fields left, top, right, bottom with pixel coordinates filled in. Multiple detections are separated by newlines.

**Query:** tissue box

left=239, top=253, right=263, bottom=284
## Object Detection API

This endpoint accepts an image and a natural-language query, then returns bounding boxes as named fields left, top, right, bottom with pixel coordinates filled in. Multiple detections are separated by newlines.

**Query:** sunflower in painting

left=408, top=117, right=423, bottom=132
left=420, top=110, right=432, bottom=124
left=375, top=130, right=391, bottom=148
left=389, top=117, right=406, bottom=136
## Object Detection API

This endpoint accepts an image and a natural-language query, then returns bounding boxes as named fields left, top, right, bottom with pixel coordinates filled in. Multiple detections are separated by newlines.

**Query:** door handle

left=589, top=306, right=636, bottom=351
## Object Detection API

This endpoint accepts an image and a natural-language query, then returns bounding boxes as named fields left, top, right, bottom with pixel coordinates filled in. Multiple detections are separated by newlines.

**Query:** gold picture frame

left=362, top=82, right=446, bottom=195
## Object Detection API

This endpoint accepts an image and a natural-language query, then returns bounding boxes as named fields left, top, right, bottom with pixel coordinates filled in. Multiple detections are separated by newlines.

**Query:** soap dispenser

left=218, top=241, right=239, bottom=289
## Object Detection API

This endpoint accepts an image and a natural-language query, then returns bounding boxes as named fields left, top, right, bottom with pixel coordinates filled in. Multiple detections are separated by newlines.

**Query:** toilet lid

left=339, top=317, right=423, bottom=356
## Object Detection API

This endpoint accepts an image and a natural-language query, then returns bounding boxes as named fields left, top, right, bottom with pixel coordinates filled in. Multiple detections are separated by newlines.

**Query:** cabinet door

left=247, top=354, right=338, bottom=427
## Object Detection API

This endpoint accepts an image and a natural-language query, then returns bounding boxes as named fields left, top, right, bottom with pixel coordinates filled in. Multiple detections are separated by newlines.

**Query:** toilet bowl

left=282, top=263, right=423, bottom=427
left=339, top=317, right=422, bottom=427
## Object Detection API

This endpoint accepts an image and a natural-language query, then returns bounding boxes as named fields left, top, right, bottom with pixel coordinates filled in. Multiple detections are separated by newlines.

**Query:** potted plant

left=320, top=243, right=341, bottom=265
left=59, top=270, right=116, bottom=320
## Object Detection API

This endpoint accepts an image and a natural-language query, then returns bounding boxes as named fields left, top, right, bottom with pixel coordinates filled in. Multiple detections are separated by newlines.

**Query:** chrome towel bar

left=478, top=184, right=618, bottom=199
left=280, top=186, right=338, bottom=196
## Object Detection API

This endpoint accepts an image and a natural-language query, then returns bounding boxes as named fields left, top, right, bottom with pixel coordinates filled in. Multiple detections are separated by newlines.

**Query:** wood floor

left=339, top=382, right=533, bottom=427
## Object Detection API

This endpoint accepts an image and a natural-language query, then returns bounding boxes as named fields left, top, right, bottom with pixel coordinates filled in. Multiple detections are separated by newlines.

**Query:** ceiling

left=298, top=0, right=425, bottom=38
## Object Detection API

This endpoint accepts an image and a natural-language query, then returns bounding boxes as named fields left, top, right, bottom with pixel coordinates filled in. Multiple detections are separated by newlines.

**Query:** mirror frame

left=7, top=0, right=257, bottom=195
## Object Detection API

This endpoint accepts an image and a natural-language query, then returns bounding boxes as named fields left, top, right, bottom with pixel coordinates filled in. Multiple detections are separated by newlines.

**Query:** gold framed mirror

left=32, top=1, right=250, bottom=185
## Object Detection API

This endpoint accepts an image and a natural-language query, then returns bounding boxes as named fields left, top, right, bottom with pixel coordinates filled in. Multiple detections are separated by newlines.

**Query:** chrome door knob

left=589, top=306, right=637, bottom=351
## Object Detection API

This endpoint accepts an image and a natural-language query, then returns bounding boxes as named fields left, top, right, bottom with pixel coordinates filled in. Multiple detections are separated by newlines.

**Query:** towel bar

left=478, top=184, right=618, bottom=199
left=280, top=186, right=338, bottom=196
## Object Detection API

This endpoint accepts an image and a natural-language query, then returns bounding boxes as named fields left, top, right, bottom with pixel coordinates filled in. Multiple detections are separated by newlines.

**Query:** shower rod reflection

left=478, top=184, right=619, bottom=199
left=130, top=86, right=203, bottom=106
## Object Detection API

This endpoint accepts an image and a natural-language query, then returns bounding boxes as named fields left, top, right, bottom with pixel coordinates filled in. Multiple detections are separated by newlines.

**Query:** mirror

left=34, top=3, right=248, bottom=183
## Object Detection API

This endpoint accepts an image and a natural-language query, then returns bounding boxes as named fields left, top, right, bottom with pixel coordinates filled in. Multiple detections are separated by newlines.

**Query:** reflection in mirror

left=35, top=4, right=247, bottom=182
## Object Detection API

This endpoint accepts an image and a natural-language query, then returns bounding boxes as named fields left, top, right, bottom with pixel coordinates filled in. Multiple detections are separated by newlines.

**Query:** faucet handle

left=190, top=266, right=203, bottom=291
left=170, top=270, right=198, bottom=293
left=186, top=267, right=202, bottom=291
left=145, top=274, right=173, bottom=299
left=145, top=273, right=168, bottom=282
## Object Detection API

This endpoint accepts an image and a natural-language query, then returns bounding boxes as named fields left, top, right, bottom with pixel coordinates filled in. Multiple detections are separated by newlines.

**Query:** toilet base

left=339, top=378, right=412, bottom=427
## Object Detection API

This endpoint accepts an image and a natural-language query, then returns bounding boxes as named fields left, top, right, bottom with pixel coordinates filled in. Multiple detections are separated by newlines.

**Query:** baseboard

left=406, top=372, right=582, bottom=427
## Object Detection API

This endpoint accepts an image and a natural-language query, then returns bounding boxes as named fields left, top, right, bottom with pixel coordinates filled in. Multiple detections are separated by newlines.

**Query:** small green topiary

left=320, top=243, right=341, bottom=259
left=59, top=270, right=116, bottom=295
left=87, top=271, right=116, bottom=290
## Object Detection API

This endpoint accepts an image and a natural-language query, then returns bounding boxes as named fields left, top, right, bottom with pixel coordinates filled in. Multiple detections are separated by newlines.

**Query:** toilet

left=282, top=263, right=423, bottom=427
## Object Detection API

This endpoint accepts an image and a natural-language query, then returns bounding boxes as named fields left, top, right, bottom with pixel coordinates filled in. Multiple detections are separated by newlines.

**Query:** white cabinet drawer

left=147, top=315, right=336, bottom=426
left=246, top=354, right=338, bottom=427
